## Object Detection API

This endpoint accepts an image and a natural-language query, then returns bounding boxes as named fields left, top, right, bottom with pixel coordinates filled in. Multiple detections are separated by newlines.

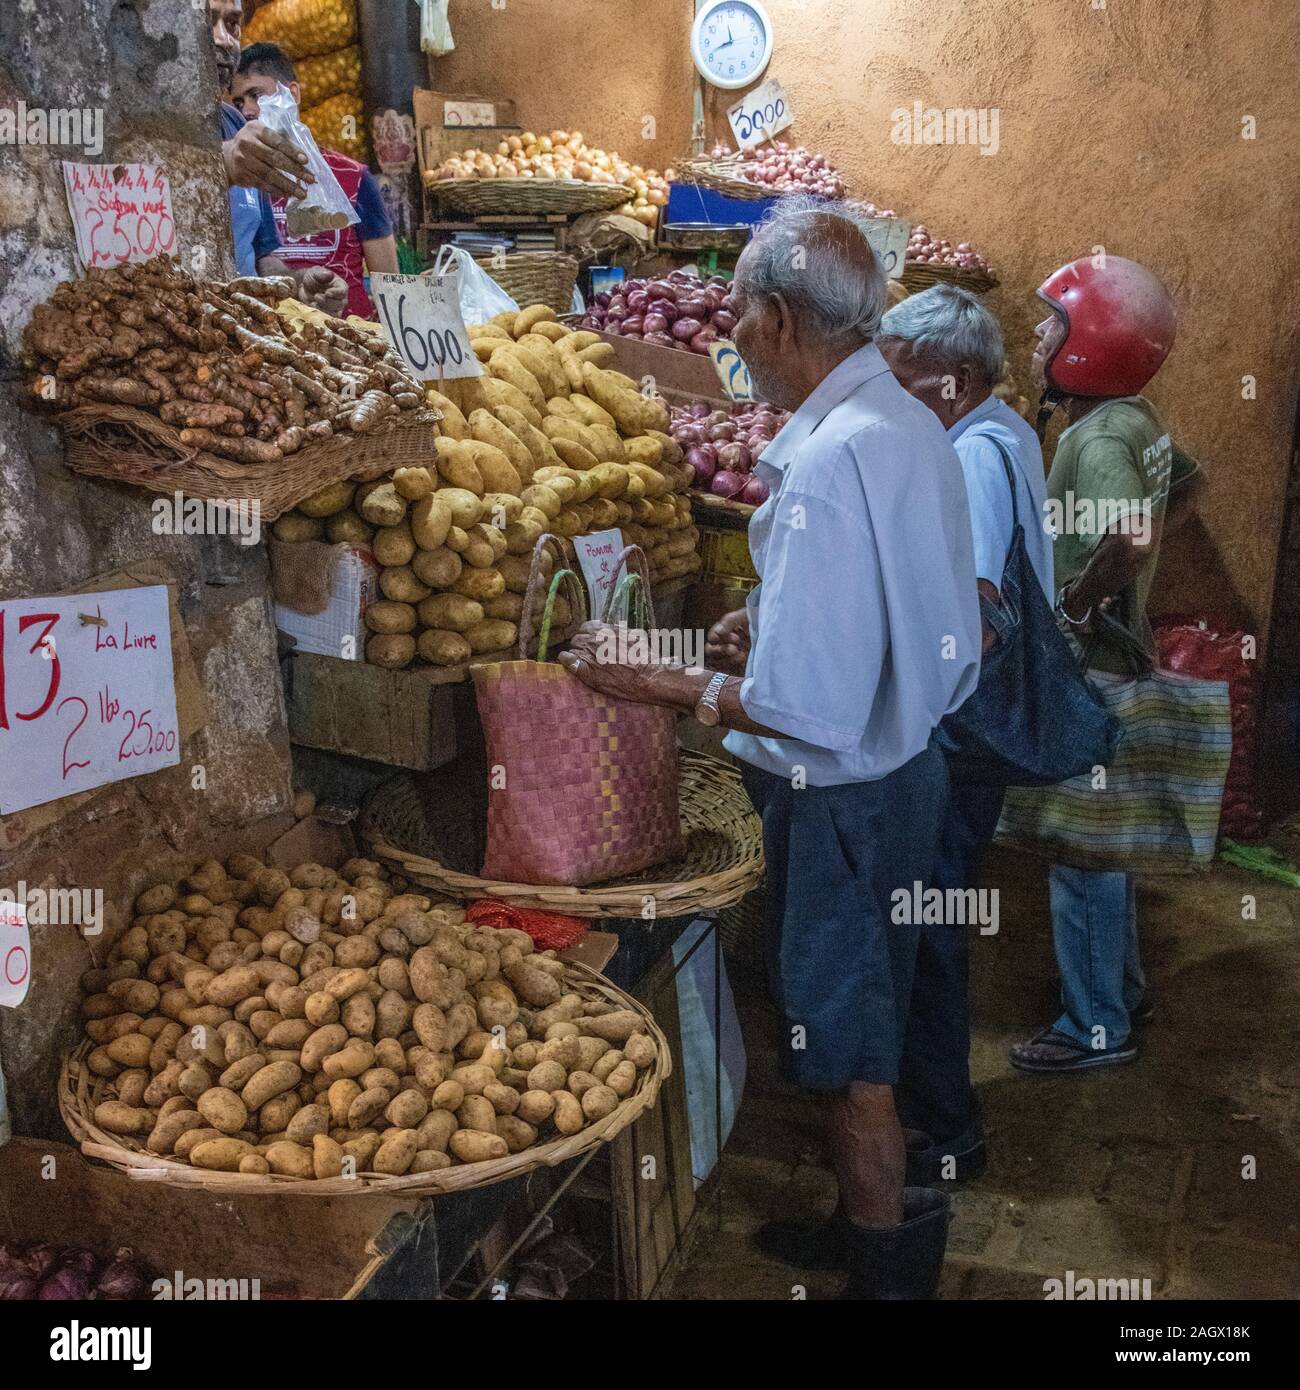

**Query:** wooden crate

left=0, top=1138, right=423, bottom=1299
left=286, top=651, right=459, bottom=770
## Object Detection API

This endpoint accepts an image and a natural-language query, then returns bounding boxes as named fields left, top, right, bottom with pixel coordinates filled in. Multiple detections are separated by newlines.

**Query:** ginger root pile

left=24, top=256, right=424, bottom=464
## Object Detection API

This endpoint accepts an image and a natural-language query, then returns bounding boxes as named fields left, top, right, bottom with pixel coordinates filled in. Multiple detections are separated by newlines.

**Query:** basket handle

left=598, top=543, right=656, bottom=631
left=516, top=533, right=589, bottom=659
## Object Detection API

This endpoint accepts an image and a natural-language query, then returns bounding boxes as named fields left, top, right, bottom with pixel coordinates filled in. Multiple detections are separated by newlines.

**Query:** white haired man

left=558, top=199, right=981, bottom=1298
left=876, top=286, right=1050, bottom=1184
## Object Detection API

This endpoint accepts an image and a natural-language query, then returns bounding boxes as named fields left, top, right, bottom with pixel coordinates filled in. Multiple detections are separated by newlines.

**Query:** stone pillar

left=0, top=1, right=294, bottom=1139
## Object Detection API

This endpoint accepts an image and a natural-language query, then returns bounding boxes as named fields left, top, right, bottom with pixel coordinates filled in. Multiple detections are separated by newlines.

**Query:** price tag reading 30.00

left=727, top=78, right=794, bottom=152
left=370, top=272, right=482, bottom=382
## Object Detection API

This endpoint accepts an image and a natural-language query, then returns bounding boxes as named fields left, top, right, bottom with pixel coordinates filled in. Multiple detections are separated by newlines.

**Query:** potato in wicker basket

left=61, top=851, right=668, bottom=1195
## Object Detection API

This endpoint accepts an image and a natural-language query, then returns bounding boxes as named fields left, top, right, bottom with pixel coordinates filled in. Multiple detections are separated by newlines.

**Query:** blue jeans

left=1048, top=866, right=1145, bottom=1050
left=895, top=781, right=1005, bottom=1143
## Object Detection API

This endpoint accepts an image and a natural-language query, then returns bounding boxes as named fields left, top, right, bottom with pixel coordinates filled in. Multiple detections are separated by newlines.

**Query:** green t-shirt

left=1045, top=396, right=1173, bottom=673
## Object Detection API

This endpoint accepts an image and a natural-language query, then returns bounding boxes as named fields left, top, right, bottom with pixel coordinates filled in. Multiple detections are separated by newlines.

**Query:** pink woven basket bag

left=472, top=537, right=684, bottom=887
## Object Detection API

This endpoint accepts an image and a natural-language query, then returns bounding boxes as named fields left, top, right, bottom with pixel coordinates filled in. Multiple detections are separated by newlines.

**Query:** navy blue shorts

left=741, top=743, right=949, bottom=1090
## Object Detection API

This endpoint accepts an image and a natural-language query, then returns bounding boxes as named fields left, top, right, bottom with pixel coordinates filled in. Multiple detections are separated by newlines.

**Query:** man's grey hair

left=739, top=196, right=888, bottom=343
left=878, top=284, right=1004, bottom=386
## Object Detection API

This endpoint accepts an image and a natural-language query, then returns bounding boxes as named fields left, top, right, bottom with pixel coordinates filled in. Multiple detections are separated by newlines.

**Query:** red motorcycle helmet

left=1037, top=255, right=1177, bottom=398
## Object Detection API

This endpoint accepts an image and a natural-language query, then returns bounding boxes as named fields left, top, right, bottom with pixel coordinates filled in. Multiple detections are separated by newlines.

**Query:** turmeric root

left=178, top=428, right=282, bottom=463
left=159, top=401, right=245, bottom=430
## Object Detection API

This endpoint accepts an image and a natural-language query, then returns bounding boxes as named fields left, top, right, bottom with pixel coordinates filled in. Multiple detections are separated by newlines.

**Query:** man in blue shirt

left=210, top=0, right=346, bottom=312
left=560, top=200, right=981, bottom=1299
left=878, top=286, right=1050, bottom=1185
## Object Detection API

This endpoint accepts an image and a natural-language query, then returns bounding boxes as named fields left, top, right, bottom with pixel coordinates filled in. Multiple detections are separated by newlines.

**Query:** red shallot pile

left=710, top=141, right=848, bottom=198
left=906, top=224, right=992, bottom=273
left=0, top=1240, right=153, bottom=1300
left=670, top=400, right=790, bottom=505
left=845, top=200, right=992, bottom=273
left=580, top=269, right=735, bottom=352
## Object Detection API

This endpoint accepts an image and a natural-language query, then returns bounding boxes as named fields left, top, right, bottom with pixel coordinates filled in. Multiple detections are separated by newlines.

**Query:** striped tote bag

left=995, top=613, right=1232, bottom=873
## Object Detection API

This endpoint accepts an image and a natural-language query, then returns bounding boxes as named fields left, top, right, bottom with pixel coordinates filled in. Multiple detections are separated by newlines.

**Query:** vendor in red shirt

left=231, top=42, right=398, bottom=318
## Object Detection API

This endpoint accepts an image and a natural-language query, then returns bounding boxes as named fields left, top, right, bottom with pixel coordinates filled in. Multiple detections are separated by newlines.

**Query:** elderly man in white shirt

left=877, top=286, right=1049, bottom=1188
left=560, top=199, right=981, bottom=1299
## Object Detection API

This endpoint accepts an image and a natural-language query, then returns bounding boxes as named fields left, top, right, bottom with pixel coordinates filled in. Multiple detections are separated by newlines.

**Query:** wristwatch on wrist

left=694, top=671, right=731, bottom=727
left=1056, top=582, right=1093, bottom=629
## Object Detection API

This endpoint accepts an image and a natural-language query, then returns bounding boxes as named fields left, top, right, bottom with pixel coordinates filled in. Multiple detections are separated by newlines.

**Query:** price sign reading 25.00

left=370, top=272, right=482, bottom=382
left=0, top=586, right=179, bottom=816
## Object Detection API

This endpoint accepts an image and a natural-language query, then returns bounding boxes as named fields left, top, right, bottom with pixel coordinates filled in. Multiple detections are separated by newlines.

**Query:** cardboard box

left=274, top=543, right=378, bottom=662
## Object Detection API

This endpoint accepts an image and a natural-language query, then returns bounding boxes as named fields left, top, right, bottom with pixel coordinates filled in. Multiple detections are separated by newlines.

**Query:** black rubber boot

left=752, top=1205, right=850, bottom=1271
left=904, top=1125, right=987, bottom=1185
left=839, top=1187, right=951, bottom=1300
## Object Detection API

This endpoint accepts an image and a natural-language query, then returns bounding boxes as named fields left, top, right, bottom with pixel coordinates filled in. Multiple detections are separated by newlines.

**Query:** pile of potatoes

left=270, top=303, right=702, bottom=670
left=80, top=854, right=658, bottom=1178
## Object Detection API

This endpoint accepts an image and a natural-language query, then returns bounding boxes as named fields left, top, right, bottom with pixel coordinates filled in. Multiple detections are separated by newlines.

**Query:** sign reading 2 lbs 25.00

left=0, top=586, right=179, bottom=815
left=370, top=272, right=482, bottom=382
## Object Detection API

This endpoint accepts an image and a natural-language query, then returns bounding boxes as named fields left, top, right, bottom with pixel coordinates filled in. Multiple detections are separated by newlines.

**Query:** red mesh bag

left=1155, top=615, right=1262, bottom=840
left=471, top=538, right=684, bottom=887
left=465, top=900, right=589, bottom=951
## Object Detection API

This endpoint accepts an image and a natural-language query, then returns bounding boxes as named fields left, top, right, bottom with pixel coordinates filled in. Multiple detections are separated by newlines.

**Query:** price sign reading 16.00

left=370, top=272, right=482, bottom=382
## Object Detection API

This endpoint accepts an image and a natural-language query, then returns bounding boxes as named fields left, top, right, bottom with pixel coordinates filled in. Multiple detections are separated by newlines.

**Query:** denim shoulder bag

left=937, top=436, right=1120, bottom=786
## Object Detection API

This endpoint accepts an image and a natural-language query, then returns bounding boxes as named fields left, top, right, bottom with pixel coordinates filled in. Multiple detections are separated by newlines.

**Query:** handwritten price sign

left=443, top=99, right=497, bottom=128
left=862, top=217, right=912, bottom=281
left=708, top=339, right=757, bottom=403
left=574, top=529, right=627, bottom=615
left=371, top=271, right=482, bottom=381
left=62, top=162, right=176, bottom=269
left=0, top=586, right=179, bottom=815
left=0, top=900, right=30, bottom=1009
left=727, top=78, right=794, bottom=152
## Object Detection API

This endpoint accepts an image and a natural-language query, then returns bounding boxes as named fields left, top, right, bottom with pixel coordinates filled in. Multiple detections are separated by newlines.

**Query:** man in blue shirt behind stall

left=558, top=199, right=982, bottom=1299
left=210, top=0, right=346, bottom=312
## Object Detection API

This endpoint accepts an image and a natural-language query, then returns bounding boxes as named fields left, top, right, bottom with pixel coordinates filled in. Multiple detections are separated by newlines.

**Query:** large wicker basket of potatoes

left=59, top=852, right=669, bottom=1196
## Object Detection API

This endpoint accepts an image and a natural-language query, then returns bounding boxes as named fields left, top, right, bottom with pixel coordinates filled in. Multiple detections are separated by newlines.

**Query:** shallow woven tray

left=58, top=959, right=668, bottom=1198
left=60, top=404, right=440, bottom=522
left=901, top=262, right=998, bottom=294
left=674, top=156, right=772, bottom=202
left=475, top=251, right=579, bottom=314
left=431, top=177, right=632, bottom=216
left=362, top=750, right=764, bottom=918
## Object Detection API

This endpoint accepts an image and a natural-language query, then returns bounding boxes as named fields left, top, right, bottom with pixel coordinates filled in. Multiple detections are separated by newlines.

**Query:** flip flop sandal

left=1009, top=1027, right=1138, bottom=1074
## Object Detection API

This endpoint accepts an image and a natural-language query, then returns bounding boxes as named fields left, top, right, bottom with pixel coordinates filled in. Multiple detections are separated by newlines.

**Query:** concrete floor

left=667, top=849, right=1300, bottom=1300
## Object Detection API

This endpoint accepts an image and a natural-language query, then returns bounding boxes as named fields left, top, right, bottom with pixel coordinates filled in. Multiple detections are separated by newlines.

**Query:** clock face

left=693, top=1, right=772, bottom=90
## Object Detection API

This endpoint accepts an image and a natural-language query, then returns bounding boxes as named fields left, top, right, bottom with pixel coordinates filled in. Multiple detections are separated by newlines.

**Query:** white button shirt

left=725, top=343, right=982, bottom=787
left=948, top=395, right=1053, bottom=601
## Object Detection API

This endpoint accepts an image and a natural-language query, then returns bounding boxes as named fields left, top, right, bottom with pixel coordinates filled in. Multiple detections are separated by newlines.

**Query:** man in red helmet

left=1010, top=253, right=1178, bottom=1073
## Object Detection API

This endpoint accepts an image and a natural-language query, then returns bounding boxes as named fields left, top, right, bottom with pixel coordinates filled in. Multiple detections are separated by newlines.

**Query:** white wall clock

left=691, top=0, right=774, bottom=90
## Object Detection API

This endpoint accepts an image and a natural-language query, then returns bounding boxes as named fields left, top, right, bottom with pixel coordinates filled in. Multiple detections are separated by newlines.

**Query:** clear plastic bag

left=258, top=82, right=358, bottom=237
left=420, top=0, right=455, bottom=56
left=428, top=243, right=517, bottom=324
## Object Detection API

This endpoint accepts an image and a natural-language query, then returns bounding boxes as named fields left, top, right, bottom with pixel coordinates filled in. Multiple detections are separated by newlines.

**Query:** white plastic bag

left=429, top=243, right=517, bottom=325
left=420, top=0, right=455, bottom=56
left=258, top=82, right=358, bottom=237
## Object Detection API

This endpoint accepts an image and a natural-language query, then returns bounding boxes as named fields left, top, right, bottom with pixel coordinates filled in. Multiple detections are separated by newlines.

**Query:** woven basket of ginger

left=24, top=255, right=439, bottom=516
